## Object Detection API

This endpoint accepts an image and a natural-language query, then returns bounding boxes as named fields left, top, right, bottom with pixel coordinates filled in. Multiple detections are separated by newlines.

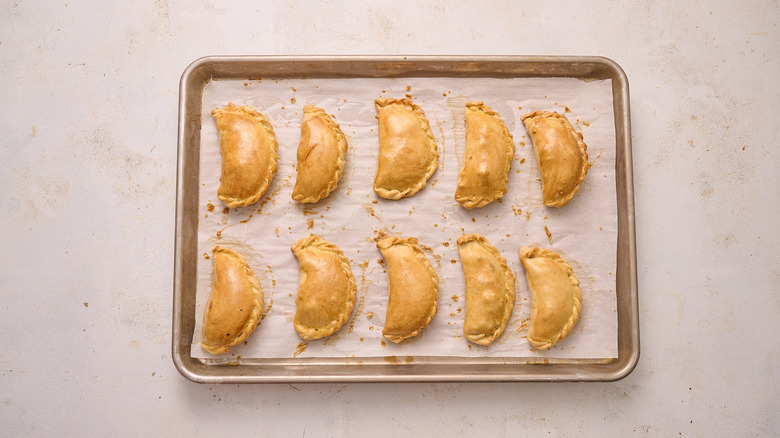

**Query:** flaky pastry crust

left=518, top=246, right=582, bottom=350
left=291, top=234, right=357, bottom=340
left=457, top=234, right=516, bottom=345
left=377, top=235, right=439, bottom=343
left=521, top=111, right=589, bottom=207
left=292, top=105, right=348, bottom=203
left=373, top=98, right=439, bottom=199
left=455, top=102, right=515, bottom=209
left=201, top=246, right=264, bottom=354
left=212, top=103, right=279, bottom=208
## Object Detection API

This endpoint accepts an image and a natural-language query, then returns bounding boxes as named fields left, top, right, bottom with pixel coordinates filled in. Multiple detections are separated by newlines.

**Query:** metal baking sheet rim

left=172, top=55, right=639, bottom=383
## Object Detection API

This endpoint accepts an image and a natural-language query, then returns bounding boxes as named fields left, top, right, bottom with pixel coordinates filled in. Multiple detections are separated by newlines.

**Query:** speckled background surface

left=1, top=1, right=777, bottom=436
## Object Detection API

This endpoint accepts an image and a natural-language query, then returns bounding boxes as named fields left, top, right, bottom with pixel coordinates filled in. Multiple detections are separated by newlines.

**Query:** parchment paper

left=190, top=76, right=618, bottom=360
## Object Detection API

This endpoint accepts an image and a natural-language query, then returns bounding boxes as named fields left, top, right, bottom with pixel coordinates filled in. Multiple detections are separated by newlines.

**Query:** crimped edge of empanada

left=201, top=246, right=264, bottom=354
left=518, top=246, right=582, bottom=350
left=212, top=103, right=279, bottom=208
left=457, top=233, right=516, bottom=346
left=292, top=105, right=348, bottom=203
left=291, top=234, right=357, bottom=340
left=373, top=98, right=439, bottom=200
left=377, top=235, right=439, bottom=343
left=520, top=110, right=589, bottom=208
left=455, top=101, right=516, bottom=209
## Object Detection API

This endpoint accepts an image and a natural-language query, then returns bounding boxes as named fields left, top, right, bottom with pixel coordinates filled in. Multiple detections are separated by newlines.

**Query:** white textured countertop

left=1, top=1, right=777, bottom=436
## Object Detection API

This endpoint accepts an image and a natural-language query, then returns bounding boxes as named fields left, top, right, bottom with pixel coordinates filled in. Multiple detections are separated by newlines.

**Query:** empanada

left=291, top=235, right=356, bottom=340
left=521, top=111, right=589, bottom=207
left=373, top=98, right=439, bottom=199
left=212, top=103, right=279, bottom=208
left=457, top=234, right=515, bottom=345
left=201, top=246, right=264, bottom=354
left=377, top=236, right=439, bottom=343
left=292, top=105, right=348, bottom=203
left=518, top=246, right=582, bottom=350
left=455, top=102, right=515, bottom=209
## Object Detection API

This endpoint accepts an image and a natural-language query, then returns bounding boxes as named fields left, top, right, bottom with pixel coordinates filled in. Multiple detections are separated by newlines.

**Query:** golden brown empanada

left=518, top=246, right=582, bottom=350
left=521, top=111, right=589, bottom=207
left=291, top=105, right=348, bottom=203
left=457, top=234, right=515, bottom=345
left=373, top=98, right=439, bottom=199
left=377, top=235, right=439, bottom=343
left=455, top=102, right=515, bottom=209
left=201, top=246, right=264, bottom=354
left=291, top=235, right=356, bottom=340
left=212, top=103, right=279, bottom=208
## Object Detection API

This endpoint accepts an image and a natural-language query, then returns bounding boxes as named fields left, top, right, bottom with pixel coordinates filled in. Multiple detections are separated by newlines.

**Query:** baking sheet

left=189, top=76, right=618, bottom=360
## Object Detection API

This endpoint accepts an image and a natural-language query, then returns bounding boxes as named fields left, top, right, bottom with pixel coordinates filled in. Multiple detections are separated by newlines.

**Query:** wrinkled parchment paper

left=191, top=76, right=618, bottom=360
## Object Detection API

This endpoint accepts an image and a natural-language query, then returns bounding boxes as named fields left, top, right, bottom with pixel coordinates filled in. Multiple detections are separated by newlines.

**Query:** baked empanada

left=521, top=111, right=589, bottom=207
left=377, top=236, right=439, bottom=343
left=455, top=102, right=515, bottom=209
left=212, top=103, right=279, bottom=208
left=457, top=234, right=515, bottom=345
left=201, top=246, right=264, bottom=354
left=373, top=98, right=439, bottom=199
left=291, top=235, right=356, bottom=340
left=292, top=105, right=348, bottom=203
left=518, top=246, right=582, bottom=350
